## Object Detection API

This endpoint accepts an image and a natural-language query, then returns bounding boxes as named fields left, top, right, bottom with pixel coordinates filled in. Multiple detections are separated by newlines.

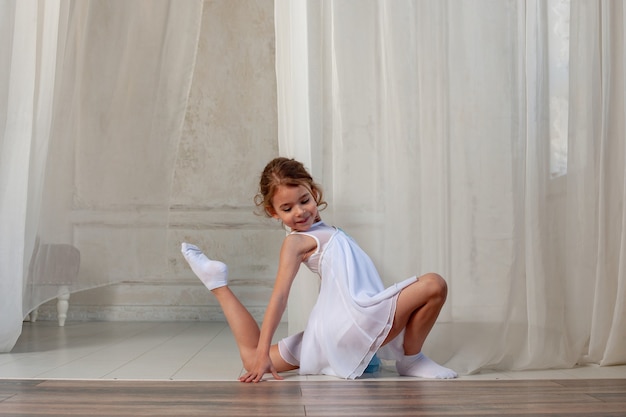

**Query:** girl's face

left=270, top=184, right=320, bottom=231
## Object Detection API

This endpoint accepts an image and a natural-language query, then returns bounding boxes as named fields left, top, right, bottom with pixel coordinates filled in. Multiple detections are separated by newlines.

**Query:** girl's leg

left=382, top=272, right=457, bottom=379
left=181, top=243, right=297, bottom=373
left=211, top=287, right=296, bottom=372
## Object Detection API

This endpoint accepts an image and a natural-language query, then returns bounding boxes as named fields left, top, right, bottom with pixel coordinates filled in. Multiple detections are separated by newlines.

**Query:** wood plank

left=0, top=379, right=623, bottom=417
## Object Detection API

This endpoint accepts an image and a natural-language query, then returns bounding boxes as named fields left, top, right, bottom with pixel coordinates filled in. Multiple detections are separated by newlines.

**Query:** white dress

left=278, top=221, right=417, bottom=379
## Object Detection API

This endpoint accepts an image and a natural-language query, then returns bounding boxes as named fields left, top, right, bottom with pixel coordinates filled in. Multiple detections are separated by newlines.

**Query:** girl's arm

left=239, top=233, right=315, bottom=383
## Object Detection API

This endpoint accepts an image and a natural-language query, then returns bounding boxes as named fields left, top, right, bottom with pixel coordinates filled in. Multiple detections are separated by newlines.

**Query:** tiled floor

left=1, top=321, right=625, bottom=382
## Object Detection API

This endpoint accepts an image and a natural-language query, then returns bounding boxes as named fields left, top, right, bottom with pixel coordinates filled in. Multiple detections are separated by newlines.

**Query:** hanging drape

left=276, top=0, right=626, bottom=373
left=2, top=0, right=623, bottom=373
left=0, top=0, right=203, bottom=352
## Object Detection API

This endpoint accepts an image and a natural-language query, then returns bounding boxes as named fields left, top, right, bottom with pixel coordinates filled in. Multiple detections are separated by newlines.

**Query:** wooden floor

left=3, top=322, right=625, bottom=415
left=0, top=378, right=625, bottom=416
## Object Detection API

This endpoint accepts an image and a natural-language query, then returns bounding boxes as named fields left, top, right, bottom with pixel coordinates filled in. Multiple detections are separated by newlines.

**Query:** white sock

left=181, top=243, right=228, bottom=290
left=396, top=353, right=458, bottom=379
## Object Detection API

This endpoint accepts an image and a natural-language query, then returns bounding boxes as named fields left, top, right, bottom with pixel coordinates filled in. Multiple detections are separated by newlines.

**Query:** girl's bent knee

left=421, top=273, right=448, bottom=300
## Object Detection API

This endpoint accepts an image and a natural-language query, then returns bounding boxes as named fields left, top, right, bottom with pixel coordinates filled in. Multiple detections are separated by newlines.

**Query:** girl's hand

left=239, top=355, right=284, bottom=383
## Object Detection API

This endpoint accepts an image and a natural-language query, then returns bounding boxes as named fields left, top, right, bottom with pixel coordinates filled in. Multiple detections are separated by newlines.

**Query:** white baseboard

left=31, top=303, right=269, bottom=323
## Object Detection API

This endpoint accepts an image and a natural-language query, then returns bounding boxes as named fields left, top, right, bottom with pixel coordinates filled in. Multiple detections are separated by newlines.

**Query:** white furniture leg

left=30, top=243, right=79, bottom=327
left=57, top=286, right=70, bottom=327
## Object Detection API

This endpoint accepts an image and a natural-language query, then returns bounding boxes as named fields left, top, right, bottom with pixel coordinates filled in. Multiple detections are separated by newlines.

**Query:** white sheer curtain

left=567, top=0, right=626, bottom=366
left=0, top=0, right=203, bottom=352
left=275, top=0, right=626, bottom=373
left=0, top=0, right=59, bottom=352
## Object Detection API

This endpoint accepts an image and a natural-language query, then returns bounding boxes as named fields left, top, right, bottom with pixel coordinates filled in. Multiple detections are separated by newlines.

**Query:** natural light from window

left=548, top=0, right=570, bottom=178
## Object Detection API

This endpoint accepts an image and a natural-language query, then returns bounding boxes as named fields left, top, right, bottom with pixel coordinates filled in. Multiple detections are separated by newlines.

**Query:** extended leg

left=181, top=243, right=296, bottom=374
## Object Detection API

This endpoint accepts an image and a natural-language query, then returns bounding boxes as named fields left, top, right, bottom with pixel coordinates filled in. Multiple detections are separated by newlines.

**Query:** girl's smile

left=271, top=184, right=320, bottom=231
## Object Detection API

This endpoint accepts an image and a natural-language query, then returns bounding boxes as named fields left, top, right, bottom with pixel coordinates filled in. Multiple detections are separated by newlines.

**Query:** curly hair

left=254, top=157, right=327, bottom=217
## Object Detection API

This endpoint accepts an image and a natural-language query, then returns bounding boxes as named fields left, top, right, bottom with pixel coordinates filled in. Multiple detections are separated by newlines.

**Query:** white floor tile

left=2, top=321, right=625, bottom=382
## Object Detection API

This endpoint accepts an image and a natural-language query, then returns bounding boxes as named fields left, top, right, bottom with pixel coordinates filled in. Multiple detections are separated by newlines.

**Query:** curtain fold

left=276, top=0, right=626, bottom=373
left=568, top=0, right=626, bottom=366
left=0, top=0, right=203, bottom=353
left=0, top=0, right=67, bottom=352
left=0, top=0, right=52, bottom=353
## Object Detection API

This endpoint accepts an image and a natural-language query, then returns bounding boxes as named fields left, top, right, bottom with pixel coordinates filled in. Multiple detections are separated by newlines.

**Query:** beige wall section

left=36, top=0, right=283, bottom=323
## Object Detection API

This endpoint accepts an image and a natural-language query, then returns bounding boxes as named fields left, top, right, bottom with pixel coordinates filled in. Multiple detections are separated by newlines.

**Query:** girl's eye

left=283, top=207, right=291, bottom=212
left=301, top=198, right=310, bottom=204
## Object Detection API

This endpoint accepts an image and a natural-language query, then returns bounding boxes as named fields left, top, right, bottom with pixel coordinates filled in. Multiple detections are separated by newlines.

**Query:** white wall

left=36, top=0, right=282, bottom=323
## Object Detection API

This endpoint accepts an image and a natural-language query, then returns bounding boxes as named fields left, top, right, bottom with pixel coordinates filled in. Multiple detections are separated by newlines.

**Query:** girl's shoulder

left=282, top=231, right=318, bottom=258
left=291, top=221, right=336, bottom=236
left=292, top=221, right=338, bottom=249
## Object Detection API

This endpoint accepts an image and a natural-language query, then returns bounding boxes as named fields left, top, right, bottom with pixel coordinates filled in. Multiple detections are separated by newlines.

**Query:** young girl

left=181, top=157, right=457, bottom=383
